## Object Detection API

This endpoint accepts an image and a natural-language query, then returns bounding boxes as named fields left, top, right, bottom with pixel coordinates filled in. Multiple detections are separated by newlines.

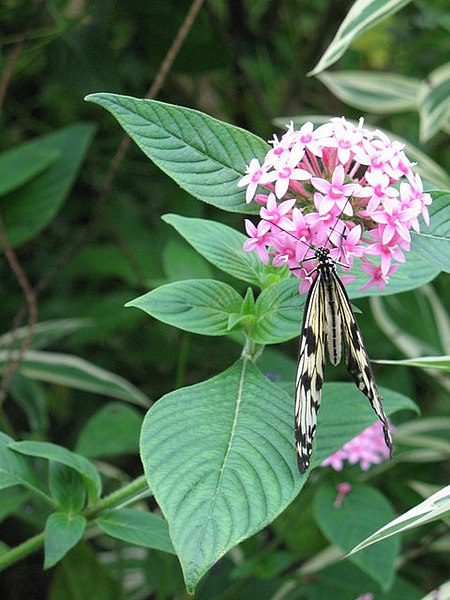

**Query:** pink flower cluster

left=321, top=421, right=392, bottom=471
left=239, top=118, right=431, bottom=292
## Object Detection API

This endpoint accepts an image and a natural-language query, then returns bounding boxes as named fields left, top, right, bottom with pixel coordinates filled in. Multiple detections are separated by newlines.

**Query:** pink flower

left=359, top=261, right=400, bottom=292
left=238, top=158, right=272, bottom=203
left=334, top=482, right=352, bottom=507
left=312, top=165, right=361, bottom=217
left=239, top=118, right=432, bottom=292
left=321, top=421, right=392, bottom=471
left=260, top=194, right=297, bottom=230
left=242, top=219, right=271, bottom=263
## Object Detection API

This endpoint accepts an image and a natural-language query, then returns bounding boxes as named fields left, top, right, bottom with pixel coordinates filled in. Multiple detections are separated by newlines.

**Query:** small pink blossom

left=239, top=118, right=432, bottom=292
left=359, top=261, right=400, bottom=292
left=334, top=482, right=352, bottom=507
left=243, top=219, right=271, bottom=263
left=238, top=158, right=272, bottom=203
left=321, top=421, right=392, bottom=471
left=260, top=194, right=297, bottom=230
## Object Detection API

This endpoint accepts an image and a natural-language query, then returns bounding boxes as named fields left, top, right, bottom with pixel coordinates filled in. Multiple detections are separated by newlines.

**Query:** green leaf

left=44, top=512, right=86, bottom=569
left=0, top=488, right=30, bottom=523
left=162, top=214, right=265, bottom=286
left=0, top=349, right=149, bottom=407
left=349, top=484, right=450, bottom=556
left=49, top=542, right=121, bottom=600
left=127, top=279, right=243, bottom=336
left=161, top=239, right=214, bottom=282
left=418, top=62, right=450, bottom=142
left=0, top=432, right=43, bottom=494
left=317, top=71, right=420, bottom=113
left=252, top=278, right=303, bottom=344
left=312, top=382, right=417, bottom=467
left=75, top=403, right=142, bottom=458
left=9, top=441, right=101, bottom=503
left=410, top=192, right=450, bottom=273
left=140, top=359, right=414, bottom=592
left=49, top=463, right=86, bottom=513
left=374, top=355, right=450, bottom=371
left=314, top=482, right=399, bottom=589
left=9, top=373, right=49, bottom=433
left=0, top=147, right=59, bottom=196
left=0, top=124, right=95, bottom=246
left=96, top=508, right=175, bottom=554
left=301, top=560, right=422, bottom=599
left=0, top=319, right=91, bottom=351
left=85, top=93, right=268, bottom=213
left=345, top=246, right=441, bottom=299
left=309, top=0, right=411, bottom=75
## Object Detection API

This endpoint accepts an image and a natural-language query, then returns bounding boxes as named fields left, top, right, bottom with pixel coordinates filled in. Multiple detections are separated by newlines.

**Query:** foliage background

left=0, top=0, right=449, bottom=598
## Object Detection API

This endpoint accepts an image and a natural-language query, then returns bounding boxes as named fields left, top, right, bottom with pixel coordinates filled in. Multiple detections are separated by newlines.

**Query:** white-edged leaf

left=373, top=356, right=450, bottom=371
left=309, top=0, right=411, bottom=75
left=0, top=319, right=91, bottom=351
left=418, top=62, right=450, bottom=142
left=0, top=350, right=149, bottom=407
left=317, top=71, right=420, bottom=113
left=348, top=485, right=450, bottom=556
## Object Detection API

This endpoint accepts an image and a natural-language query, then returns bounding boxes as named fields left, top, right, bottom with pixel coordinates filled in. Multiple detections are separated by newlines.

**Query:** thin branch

left=0, top=216, right=38, bottom=405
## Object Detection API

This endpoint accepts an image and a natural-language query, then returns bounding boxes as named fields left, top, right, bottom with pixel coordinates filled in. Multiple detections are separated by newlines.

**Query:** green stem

left=0, top=475, right=150, bottom=572
left=0, top=531, right=44, bottom=571
left=83, top=475, right=150, bottom=518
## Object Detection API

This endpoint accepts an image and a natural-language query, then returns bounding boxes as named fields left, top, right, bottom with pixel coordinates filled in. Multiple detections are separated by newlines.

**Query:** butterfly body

left=295, top=246, right=393, bottom=474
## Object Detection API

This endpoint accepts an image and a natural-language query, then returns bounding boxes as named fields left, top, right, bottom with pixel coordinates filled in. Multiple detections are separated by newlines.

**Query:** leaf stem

left=0, top=475, right=150, bottom=571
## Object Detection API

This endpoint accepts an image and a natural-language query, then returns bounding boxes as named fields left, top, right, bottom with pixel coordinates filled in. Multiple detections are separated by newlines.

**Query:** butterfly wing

left=332, top=272, right=393, bottom=455
left=295, top=271, right=327, bottom=473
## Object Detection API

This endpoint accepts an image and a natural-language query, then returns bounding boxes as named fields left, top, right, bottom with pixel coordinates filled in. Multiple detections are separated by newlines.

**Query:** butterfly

left=294, top=244, right=393, bottom=473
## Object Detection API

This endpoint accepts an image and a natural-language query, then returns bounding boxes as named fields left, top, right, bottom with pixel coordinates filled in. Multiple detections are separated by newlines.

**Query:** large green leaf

left=44, top=512, right=87, bottom=569
left=85, top=93, right=268, bottom=213
left=317, top=71, right=420, bottom=113
left=127, top=279, right=244, bottom=336
left=410, top=192, right=450, bottom=273
left=9, top=441, right=101, bottom=503
left=162, top=214, right=265, bottom=287
left=0, top=124, right=95, bottom=246
left=96, top=508, right=175, bottom=554
left=418, top=62, right=450, bottom=142
left=314, top=482, right=399, bottom=589
left=309, top=0, right=411, bottom=75
left=140, top=359, right=414, bottom=592
left=0, top=349, right=149, bottom=407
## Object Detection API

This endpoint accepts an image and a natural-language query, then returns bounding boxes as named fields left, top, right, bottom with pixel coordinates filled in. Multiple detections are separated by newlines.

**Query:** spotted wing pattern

left=294, top=269, right=327, bottom=474
left=331, top=271, right=393, bottom=455
left=294, top=248, right=393, bottom=474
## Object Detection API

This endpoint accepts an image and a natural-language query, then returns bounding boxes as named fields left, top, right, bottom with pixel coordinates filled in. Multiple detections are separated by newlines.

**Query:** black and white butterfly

left=294, top=244, right=393, bottom=473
